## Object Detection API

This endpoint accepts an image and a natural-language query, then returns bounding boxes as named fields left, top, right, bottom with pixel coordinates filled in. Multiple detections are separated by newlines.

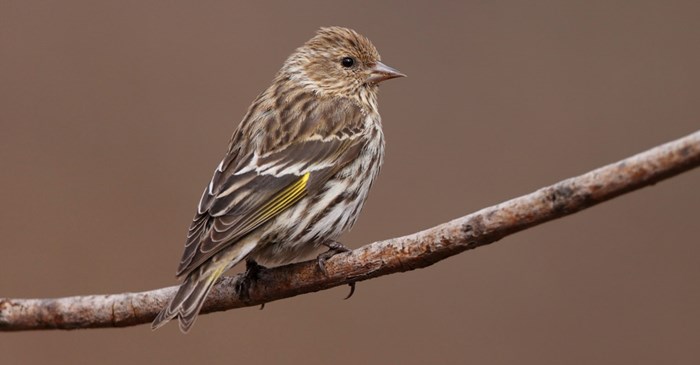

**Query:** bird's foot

left=317, top=240, right=356, bottom=300
left=317, top=240, right=351, bottom=274
left=236, top=258, right=267, bottom=306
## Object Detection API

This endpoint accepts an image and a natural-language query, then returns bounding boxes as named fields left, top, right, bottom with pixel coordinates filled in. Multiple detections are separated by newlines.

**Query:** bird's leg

left=317, top=240, right=356, bottom=299
left=236, top=258, right=268, bottom=307
left=317, top=240, right=351, bottom=274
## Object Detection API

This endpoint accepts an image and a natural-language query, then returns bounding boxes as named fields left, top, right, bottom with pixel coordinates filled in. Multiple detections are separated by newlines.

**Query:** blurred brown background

left=2, top=1, right=699, bottom=364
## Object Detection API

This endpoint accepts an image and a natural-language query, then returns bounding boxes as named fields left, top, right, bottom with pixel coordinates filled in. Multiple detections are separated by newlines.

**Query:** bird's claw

left=317, top=241, right=357, bottom=299
left=317, top=240, right=351, bottom=275
left=344, top=282, right=356, bottom=300
left=235, top=259, right=267, bottom=304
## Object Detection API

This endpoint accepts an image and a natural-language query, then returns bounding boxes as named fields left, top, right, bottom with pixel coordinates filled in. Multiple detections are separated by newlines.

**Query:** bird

left=152, top=26, right=405, bottom=333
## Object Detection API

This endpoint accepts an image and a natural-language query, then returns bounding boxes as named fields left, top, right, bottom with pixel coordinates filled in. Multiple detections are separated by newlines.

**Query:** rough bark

left=1, top=130, right=699, bottom=331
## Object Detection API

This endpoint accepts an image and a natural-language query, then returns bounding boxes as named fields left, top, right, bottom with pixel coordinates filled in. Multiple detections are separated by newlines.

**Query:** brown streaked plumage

left=152, top=26, right=404, bottom=333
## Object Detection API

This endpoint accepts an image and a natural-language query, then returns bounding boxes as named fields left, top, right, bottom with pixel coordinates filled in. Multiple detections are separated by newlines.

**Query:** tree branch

left=2, top=131, right=699, bottom=331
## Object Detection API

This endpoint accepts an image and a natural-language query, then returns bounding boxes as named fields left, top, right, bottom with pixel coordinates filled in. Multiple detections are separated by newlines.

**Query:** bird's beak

left=366, top=62, right=406, bottom=85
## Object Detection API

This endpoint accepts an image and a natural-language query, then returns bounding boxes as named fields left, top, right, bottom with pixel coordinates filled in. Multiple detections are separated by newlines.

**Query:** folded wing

left=176, top=95, right=367, bottom=277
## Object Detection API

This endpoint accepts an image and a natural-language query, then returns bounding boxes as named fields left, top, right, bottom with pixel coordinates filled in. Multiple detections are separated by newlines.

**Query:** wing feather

left=176, top=95, right=366, bottom=277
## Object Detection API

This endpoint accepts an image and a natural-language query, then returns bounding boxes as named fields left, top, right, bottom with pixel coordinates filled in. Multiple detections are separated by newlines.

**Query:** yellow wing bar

left=238, top=172, right=310, bottom=235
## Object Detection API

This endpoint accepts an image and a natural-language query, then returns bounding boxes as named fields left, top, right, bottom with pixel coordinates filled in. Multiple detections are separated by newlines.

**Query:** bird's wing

left=176, top=96, right=367, bottom=277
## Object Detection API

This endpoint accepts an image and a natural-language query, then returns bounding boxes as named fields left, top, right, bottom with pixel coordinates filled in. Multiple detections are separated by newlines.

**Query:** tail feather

left=152, top=238, right=258, bottom=333
left=178, top=266, right=226, bottom=332
left=151, top=265, right=225, bottom=333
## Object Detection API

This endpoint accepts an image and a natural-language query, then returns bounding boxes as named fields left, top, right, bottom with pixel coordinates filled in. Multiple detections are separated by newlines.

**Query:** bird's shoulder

left=224, top=88, right=369, bottom=172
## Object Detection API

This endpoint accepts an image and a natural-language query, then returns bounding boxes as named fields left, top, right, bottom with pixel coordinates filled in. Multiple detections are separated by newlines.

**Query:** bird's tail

left=151, top=261, right=228, bottom=333
left=153, top=231, right=261, bottom=333
left=152, top=236, right=261, bottom=333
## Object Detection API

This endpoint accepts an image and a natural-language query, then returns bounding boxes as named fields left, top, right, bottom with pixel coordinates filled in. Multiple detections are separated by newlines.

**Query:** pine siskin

left=152, top=26, right=404, bottom=333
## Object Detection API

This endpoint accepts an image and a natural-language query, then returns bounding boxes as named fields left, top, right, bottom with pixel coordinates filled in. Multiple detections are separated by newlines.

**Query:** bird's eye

left=341, top=57, right=355, bottom=68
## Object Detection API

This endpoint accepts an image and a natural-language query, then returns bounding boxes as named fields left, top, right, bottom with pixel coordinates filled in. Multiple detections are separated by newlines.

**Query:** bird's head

left=283, top=27, right=405, bottom=99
